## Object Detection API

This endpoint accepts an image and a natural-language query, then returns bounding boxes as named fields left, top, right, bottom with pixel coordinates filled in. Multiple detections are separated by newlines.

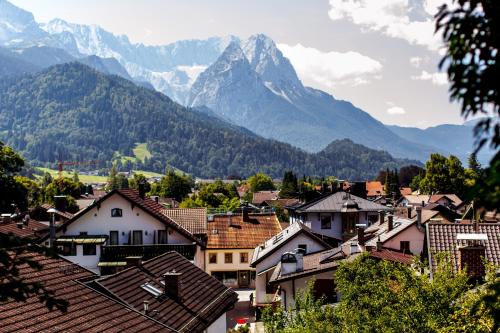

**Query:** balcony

left=100, top=243, right=197, bottom=262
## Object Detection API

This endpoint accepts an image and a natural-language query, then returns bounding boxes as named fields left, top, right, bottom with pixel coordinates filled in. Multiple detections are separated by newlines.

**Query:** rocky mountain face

left=0, top=0, right=487, bottom=163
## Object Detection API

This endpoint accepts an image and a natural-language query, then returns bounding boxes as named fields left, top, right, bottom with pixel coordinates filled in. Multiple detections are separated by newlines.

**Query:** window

left=225, top=253, right=233, bottom=264
left=141, top=283, right=162, bottom=297
left=240, top=252, right=249, bottom=263
left=111, top=208, right=123, bottom=217
left=321, top=215, right=332, bottom=229
left=158, top=230, right=167, bottom=244
left=109, top=231, right=119, bottom=245
left=400, top=241, right=410, bottom=253
left=60, top=243, right=76, bottom=256
left=209, top=253, right=217, bottom=264
left=83, top=244, right=96, bottom=256
left=132, top=230, right=143, bottom=245
left=298, top=244, right=307, bottom=253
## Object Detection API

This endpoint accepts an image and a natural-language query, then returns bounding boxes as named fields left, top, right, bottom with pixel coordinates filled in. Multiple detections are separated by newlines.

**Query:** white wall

left=255, top=233, right=328, bottom=304
left=206, top=312, right=226, bottom=333
left=279, top=271, right=335, bottom=309
left=57, top=193, right=194, bottom=272
left=298, top=212, right=379, bottom=240
left=383, top=224, right=424, bottom=255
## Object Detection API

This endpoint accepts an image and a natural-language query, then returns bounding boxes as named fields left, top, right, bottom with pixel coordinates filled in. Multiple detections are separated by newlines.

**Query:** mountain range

left=0, top=62, right=415, bottom=179
left=0, top=0, right=492, bottom=166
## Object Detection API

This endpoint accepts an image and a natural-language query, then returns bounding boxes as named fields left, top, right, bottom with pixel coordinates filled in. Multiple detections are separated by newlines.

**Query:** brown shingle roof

left=0, top=220, right=48, bottom=239
left=252, top=191, right=279, bottom=205
left=163, top=208, right=207, bottom=235
left=207, top=213, right=282, bottom=249
left=40, top=203, right=74, bottom=220
left=97, top=251, right=238, bottom=333
left=0, top=252, right=171, bottom=332
left=369, top=248, right=415, bottom=264
left=427, top=222, right=500, bottom=274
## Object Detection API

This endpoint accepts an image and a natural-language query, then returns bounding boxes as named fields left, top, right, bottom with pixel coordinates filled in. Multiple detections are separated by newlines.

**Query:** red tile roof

left=162, top=208, right=207, bottom=235
left=0, top=220, right=48, bottom=239
left=40, top=203, right=74, bottom=220
left=207, top=213, right=282, bottom=249
left=97, top=251, right=238, bottom=333
left=252, top=191, right=279, bottom=205
left=0, top=252, right=172, bottom=332
left=366, top=181, right=385, bottom=197
left=427, top=222, right=500, bottom=274
left=400, top=187, right=412, bottom=196
left=369, top=248, right=415, bottom=264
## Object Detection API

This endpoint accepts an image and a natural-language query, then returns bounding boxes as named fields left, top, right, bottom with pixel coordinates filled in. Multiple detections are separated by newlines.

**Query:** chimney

left=163, top=271, right=182, bottom=300
left=406, top=207, right=412, bottom=219
left=458, top=245, right=486, bottom=280
left=378, top=210, right=385, bottom=224
left=125, top=256, right=142, bottom=267
left=143, top=301, right=149, bottom=315
left=242, top=207, right=249, bottom=222
left=23, top=214, right=29, bottom=226
left=151, top=196, right=159, bottom=203
left=227, top=211, right=233, bottom=227
left=138, top=182, right=146, bottom=199
left=357, top=226, right=365, bottom=246
left=387, top=215, right=394, bottom=231
left=416, top=206, right=422, bottom=229
left=47, top=208, right=57, bottom=248
left=54, top=195, right=67, bottom=212
left=376, top=236, right=383, bottom=251
left=421, top=200, right=425, bottom=207
left=16, top=222, right=23, bottom=229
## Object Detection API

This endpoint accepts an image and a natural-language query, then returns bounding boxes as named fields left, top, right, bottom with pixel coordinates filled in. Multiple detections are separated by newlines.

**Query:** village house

left=250, top=222, right=331, bottom=306
left=267, top=211, right=420, bottom=309
left=399, top=194, right=463, bottom=211
left=41, top=188, right=205, bottom=274
left=96, top=251, right=238, bottom=333
left=288, top=191, right=392, bottom=243
left=205, top=209, right=282, bottom=288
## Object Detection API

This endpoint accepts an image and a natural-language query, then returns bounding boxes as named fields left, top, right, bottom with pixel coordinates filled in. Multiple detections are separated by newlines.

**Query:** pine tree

left=107, top=164, right=119, bottom=191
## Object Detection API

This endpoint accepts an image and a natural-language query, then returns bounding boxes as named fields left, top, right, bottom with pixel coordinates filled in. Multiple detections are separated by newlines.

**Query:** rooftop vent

left=141, top=282, right=163, bottom=298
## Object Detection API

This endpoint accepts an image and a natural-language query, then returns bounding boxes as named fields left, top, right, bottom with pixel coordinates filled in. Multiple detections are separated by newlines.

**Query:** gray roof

left=296, top=191, right=392, bottom=213
left=250, top=222, right=330, bottom=267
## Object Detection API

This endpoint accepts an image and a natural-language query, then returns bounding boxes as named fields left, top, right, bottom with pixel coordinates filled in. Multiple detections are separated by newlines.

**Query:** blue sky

left=10, top=0, right=462, bottom=128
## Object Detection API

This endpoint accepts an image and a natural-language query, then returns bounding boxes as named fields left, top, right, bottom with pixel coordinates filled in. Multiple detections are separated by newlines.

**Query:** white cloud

left=278, top=43, right=382, bottom=88
left=409, top=56, right=423, bottom=68
left=387, top=106, right=406, bottom=115
left=328, top=0, right=444, bottom=51
left=411, top=70, right=448, bottom=85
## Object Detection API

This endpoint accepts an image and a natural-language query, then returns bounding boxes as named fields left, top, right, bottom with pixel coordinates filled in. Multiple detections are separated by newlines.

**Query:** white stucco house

left=250, top=222, right=331, bottom=306
left=41, top=188, right=205, bottom=274
left=288, top=191, right=392, bottom=244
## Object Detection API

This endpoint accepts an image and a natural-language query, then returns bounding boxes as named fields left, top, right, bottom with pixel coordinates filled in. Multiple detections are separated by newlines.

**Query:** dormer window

left=111, top=208, right=123, bottom=217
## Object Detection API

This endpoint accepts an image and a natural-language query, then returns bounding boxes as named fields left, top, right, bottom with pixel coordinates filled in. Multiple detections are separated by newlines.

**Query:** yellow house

left=206, top=211, right=282, bottom=288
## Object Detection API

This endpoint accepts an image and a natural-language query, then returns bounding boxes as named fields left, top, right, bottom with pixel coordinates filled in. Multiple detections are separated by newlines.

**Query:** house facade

left=250, top=222, right=331, bottom=305
left=205, top=211, right=282, bottom=288
left=42, top=189, right=204, bottom=274
left=288, top=191, right=392, bottom=242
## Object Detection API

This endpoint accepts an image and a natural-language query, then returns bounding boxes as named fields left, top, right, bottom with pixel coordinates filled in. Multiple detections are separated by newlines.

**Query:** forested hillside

left=0, top=62, right=416, bottom=179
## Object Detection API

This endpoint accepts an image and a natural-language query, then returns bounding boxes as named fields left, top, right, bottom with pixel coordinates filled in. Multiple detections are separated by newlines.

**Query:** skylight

left=141, top=282, right=162, bottom=297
